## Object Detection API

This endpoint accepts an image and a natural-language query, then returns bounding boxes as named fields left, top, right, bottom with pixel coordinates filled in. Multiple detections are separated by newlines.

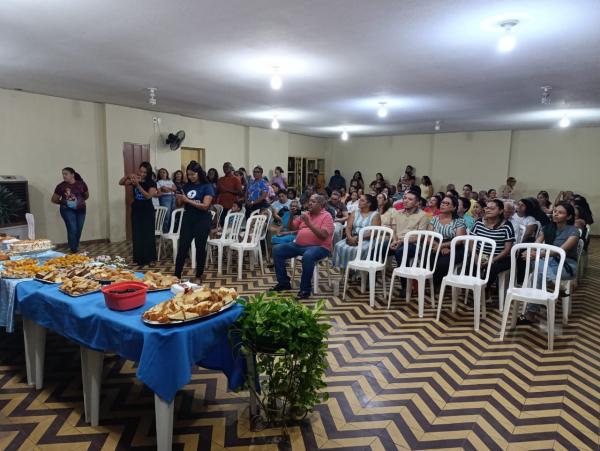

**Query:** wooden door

left=180, top=147, right=205, bottom=175
left=123, top=142, right=150, bottom=240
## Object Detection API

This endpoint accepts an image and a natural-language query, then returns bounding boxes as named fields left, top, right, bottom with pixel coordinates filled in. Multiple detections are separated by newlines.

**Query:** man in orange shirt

left=216, top=162, right=242, bottom=226
left=272, top=194, right=334, bottom=299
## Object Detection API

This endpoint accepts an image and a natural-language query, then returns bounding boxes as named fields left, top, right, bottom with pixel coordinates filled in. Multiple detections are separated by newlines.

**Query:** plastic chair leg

left=217, top=246, right=224, bottom=275
left=406, top=277, right=412, bottom=303
left=257, top=248, right=265, bottom=275
left=451, top=286, right=458, bottom=313
left=429, top=278, right=436, bottom=307
left=342, top=267, right=350, bottom=300
left=369, top=270, right=376, bottom=308
left=473, top=287, right=482, bottom=331
left=436, top=282, right=447, bottom=321
left=387, top=272, right=397, bottom=309
left=547, top=300, right=556, bottom=351
left=499, top=294, right=513, bottom=341
left=237, top=250, right=243, bottom=281
left=313, top=264, right=319, bottom=295
left=417, top=278, right=425, bottom=318
left=290, top=258, right=297, bottom=288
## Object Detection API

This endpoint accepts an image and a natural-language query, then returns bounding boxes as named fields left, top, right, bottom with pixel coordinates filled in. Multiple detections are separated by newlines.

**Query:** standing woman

left=51, top=167, right=89, bottom=253
left=207, top=168, right=219, bottom=193
left=119, top=162, right=157, bottom=266
left=420, top=176, right=434, bottom=199
left=172, top=170, right=185, bottom=192
left=174, top=163, right=215, bottom=282
left=156, top=168, right=176, bottom=233
left=270, top=166, right=287, bottom=190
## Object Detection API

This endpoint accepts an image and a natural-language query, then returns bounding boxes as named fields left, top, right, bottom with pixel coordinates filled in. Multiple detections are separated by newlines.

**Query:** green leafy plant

left=0, top=186, right=25, bottom=225
left=230, top=293, right=330, bottom=436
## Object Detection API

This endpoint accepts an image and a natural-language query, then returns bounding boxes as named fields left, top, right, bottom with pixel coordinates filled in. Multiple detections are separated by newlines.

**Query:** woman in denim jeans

left=51, top=167, right=89, bottom=253
left=156, top=168, right=176, bottom=232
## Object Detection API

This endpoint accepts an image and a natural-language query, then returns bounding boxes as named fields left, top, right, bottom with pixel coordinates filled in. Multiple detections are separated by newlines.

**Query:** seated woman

left=428, top=196, right=467, bottom=286
left=458, top=196, right=474, bottom=230
left=377, top=192, right=395, bottom=228
left=420, top=176, right=434, bottom=200
left=271, top=200, right=300, bottom=245
left=470, top=199, right=515, bottom=297
left=350, top=171, right=365, bottom=192
left=537, top=190, right=553, bottom=215
left=346, top=189, right=360, bottom=214
left=423, top=195, right=442, bottom=217
left=515, top=197, right=550, bottom=243
left=332, top=194, right=380, bottom=269
left=518, top=202, right=580, bottom=325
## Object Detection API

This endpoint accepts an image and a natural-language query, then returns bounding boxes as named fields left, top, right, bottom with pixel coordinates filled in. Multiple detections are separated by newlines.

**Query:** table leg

left=22, top=318, right=46, bottom=389
left=80, top=347, right=104, bottom=426
left=154, top=394, right=174, bottom=451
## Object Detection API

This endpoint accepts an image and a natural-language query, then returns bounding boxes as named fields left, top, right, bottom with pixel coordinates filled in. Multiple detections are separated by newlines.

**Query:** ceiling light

left=271, top=116, right=280, bottom=129
left=434, top=120, right=441, bottom=131
left=341, top=129, right=349, bottom=141
left=540, top=86, right=552, bottom=105
left=377, top=102, right=388, bottom=118
left=147, top=87, right=157, bottom=105
left=270, top=67, right=282, bottom=90
left=498, top=20, right=518, bottom=53
left=559, top=115, right=571, bottom=128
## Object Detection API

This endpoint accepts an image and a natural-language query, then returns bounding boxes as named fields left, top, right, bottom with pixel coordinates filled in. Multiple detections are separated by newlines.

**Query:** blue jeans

left=60, top=206, right=86, bottom=252
left=273, top=242, right=330, bottom=293
left=159, top=195, right=175, bottom=232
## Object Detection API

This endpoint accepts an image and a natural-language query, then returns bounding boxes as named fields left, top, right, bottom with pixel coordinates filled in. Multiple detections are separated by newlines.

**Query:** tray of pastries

left=89, top=267, right=137, bottom=284
left=8, top=239, right=54, bottom=255
left=58, top=276, right=102, bottom=297
left=142, top=286, right=237, bottom=326
left=142, top=271, right=180, bottom=291
left=35, top=268, right=67, bottom=284
left=46, top=254, right=91, bottom=268
left=1, top=259, right=48, bottom=279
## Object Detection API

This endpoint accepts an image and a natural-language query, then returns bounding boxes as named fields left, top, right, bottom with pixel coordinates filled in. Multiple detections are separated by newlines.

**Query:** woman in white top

left=346, top=189, right=360, bottom=214
left=157, top=168, right=176, bottom=233
left=515, top=197, right=549, bottom=243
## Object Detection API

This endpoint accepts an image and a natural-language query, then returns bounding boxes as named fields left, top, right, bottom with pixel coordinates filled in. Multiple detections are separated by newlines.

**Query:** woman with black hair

left=376, top=192, right=395, bottom=228
left=428, top=195, right=467, bottom=285
left=515, top=197, right=550, bottom=243
left=270, top=166, right=287, bottom=190
left=172, top=170, right=185, bottom=192
left=537, top=190, right=552, bottom=215
left=518, top=202, right=580, bottom=325
left=332, top=194, right=381, bottom=269
left=471, top=199, right=515, bottom=290
left=351, top=171, right=365, bottom=191
left=207, top=168, right=219, bottom=192
left=119, top=162, right=157, bottom=265
left=52, top=167, right=89, bottom=253
left=174, top=163, right=215, bottom=281
left=420, top=176, right=434, bottom=199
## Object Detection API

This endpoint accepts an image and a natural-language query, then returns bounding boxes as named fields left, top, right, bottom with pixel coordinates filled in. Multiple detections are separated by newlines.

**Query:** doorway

left=123, top=142, right=150, bottom=240
left=180, top=147, right=205, bottom=174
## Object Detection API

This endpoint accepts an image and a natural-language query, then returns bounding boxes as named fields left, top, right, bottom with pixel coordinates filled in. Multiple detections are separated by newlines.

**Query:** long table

left=14, top=280, right=247, bottom=450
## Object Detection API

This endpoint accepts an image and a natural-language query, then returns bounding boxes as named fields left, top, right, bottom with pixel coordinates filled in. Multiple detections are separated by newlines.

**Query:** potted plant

left=230, top=293, right=330, bottom=441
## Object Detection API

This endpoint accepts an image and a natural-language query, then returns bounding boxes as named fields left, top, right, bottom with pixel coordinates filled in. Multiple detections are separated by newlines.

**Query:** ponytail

left=63, top=167, right=83, bottom=182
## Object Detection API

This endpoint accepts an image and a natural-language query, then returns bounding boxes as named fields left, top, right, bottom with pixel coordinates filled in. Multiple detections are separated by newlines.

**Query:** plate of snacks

left=35, top=269, right=67, bottom=284
left=8, top=239, right=54, bottom=255
left=46, top=254, right=91, bottom=268
left=89, top=267, right=138, bottom=284
left=1, top=259, right=48, bottom=279
left=142, top=286, right=238, bottom=326
left=59, top=276, right=102, bottom=297
left=142, top=271, right=180, bottom=292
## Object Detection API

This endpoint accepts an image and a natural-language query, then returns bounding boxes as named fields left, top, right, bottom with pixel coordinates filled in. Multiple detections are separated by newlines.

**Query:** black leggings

left=433, top=251, right=463, bottom=286
left=175, top=213, right=212, bottom=278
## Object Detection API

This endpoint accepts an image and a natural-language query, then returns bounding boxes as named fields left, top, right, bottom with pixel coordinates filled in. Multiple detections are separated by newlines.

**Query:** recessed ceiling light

left=341, top=128, right=349, bottom=141
left=271, top=115, right=280, bottom=129
left=434, top=120, right=441, bottom=131
left=559, top=115, right=571, bottom=128
left=377, top=102, right=388, bottom=118
left=270, top=67, right=282, bottom=90
left=498, top=20, right=518, bottom=53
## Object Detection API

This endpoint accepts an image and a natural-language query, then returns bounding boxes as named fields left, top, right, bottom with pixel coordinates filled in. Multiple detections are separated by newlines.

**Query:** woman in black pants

left=174, top=163, right=215, bottom=282
left=119, top=162, right=157, bottom=266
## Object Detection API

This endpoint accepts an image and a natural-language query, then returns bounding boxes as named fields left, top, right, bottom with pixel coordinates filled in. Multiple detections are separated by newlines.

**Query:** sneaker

left=271, top=283, right=292, bottom=292
left=297, top=291, right=311, bottom=300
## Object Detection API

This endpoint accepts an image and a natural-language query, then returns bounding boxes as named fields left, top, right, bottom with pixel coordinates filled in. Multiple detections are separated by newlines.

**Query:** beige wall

left=0, top=89, right=108, bottom=244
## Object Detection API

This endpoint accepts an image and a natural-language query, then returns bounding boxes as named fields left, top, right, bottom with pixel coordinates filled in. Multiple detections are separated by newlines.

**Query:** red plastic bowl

left=102, top=281, right=148, bottom=311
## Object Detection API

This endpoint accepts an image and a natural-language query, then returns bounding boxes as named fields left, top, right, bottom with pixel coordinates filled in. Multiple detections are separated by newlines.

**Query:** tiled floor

left=0, top=239, right=598, bottom=450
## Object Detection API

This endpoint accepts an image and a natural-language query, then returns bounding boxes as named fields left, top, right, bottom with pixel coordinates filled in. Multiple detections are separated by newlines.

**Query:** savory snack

left=142, top=286, right=237, bottom=324
left=9, top=239, right=53, bottom=254
left=0, top=252, right=9, bottom=261
left=46, top=254, right=91, bottom=268
left=90, top=267, right=137, bottom=283
left=142, top=271, right=179, bottom=291
left=1, top=259, right=50, bottom=279
left=59, top=276, right=101, bottom=296
left=35, top=268, right=67, bottom=283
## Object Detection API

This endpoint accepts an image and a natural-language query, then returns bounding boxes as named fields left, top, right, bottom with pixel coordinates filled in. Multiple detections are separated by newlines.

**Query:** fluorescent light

left=341, top=129, right=349, bottom=141
left=498, top=20, right=518, bottom=53
left=434, top=120, right=441, bottom=131
left=271, top=116, right=280, bottom=129
left=377, top=102, right=388, bottom=118
left=559, top=115, right=571, bottom=128
left=270, top=67, right=282, bottom=90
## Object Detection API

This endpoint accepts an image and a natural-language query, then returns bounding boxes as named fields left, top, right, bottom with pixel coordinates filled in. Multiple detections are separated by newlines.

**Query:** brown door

left=123, top=143, right=150, bottom=240
left=180, top=147, right=205, bottom=175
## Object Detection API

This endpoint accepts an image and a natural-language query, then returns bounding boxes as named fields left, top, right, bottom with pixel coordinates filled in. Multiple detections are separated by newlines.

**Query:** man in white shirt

left=503, top=201, right=521, bottom=241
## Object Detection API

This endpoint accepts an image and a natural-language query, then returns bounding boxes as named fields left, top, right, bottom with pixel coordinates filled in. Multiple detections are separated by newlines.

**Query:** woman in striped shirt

left=471, top=199, right=515, bottom=291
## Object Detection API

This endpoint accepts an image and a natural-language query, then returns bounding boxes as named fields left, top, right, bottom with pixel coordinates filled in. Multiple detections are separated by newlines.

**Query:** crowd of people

left=110, top=160, right=594, bottom=320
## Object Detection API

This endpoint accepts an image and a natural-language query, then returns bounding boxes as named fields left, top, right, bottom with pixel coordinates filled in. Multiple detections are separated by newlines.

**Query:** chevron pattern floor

left=0, top=239, right=598, bottom=450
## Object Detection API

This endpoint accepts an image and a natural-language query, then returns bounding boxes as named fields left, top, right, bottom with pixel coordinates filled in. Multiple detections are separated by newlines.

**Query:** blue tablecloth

left=16, top=282, right=246, bottom=402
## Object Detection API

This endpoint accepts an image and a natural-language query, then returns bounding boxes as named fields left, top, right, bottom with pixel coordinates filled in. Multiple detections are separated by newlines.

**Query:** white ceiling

left=1, top=0, right=599, bottom=137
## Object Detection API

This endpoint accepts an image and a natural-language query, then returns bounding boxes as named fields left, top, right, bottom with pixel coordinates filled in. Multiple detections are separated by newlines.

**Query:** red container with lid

left=101, top=281, right=148, bottom=311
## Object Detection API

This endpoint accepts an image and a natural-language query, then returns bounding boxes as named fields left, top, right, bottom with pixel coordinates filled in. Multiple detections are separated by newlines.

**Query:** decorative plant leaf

left=0, top=186, right=25, bottom=225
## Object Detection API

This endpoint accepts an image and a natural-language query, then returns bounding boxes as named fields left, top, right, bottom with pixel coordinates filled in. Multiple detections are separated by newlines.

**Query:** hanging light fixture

left=270, top=67, right=282, bottom=90
left=377, top=102, right=388, bottom=118
left=271, top=115, right=280, bottom=129
left=434, top=120, right=441, bottom=131
left=498, top=20, right=518, bottom=53
left=341, top=128, right=349, bottom=141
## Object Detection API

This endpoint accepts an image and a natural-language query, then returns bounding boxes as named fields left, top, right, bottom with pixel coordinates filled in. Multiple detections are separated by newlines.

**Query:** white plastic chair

left=436, top=236, right=497, bottom=331
left=158, top=208, right=183, bottom=262
left=342, top=226, right=394, bottom=308
left=500, top=243, right=566, bottom=351
left=25, top=213, right=35, bottom=239
left=207, top=212, right=245, bottom=275
left=211, top=204, right=223, bottom=228
left=190, top=210, right=216, bottom=268
left=291, top=256, right=332, bottom=294
left=154, top=206, right=168, bottom=238
left=228, top=214, right=267, bottom=280
left=387, top=231, right=443, bottom=317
